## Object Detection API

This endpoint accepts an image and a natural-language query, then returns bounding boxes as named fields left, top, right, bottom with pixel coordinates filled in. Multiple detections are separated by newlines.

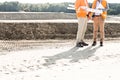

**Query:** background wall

left=0, top=21, right=120, bottom=40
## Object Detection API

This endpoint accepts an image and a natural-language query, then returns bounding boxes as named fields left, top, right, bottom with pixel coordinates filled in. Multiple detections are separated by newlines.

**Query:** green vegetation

left=0, top=1, right=120, bottom=15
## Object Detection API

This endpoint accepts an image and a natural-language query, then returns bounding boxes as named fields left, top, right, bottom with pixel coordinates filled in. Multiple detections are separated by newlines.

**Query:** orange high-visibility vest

left=91, top=0, right=108, bottom=19
left=75, top=0, right=89, bottom=18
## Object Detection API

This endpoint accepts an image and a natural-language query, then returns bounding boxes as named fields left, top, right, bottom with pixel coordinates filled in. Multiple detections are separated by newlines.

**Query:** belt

left=94, top=15, right=101, bottom=17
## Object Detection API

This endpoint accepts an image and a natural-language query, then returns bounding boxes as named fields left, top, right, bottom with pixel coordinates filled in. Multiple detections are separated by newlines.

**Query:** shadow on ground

left=43, top=46, right=100, bottom=66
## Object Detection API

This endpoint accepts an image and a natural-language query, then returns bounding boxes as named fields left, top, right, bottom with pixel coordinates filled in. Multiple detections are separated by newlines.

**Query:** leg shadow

left=69, top=46, right=100, bottom=62
left=43, top=46, right=100, bottom=66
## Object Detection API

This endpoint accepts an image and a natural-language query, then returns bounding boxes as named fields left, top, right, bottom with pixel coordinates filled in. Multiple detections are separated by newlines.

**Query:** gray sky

left=0, top=0, right=119, bottom=3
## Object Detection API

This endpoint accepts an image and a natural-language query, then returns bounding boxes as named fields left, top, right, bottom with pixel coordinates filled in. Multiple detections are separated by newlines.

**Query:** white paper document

left=67, top=5, right=103, bottom=14
left=80, top=6, right=103, bottom=13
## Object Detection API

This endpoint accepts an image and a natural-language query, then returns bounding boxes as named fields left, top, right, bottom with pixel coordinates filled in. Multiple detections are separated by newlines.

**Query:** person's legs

left=93, top=17, right=99, bottom=41
left=81, top=17, right=87, bottom=41
left=99, top=17, right=105, bottom=46
left=92, top=17, right=99, bottom=46
left=76, top=17, right=87, bottom=47
left=81, top=17, right=88, bottom=46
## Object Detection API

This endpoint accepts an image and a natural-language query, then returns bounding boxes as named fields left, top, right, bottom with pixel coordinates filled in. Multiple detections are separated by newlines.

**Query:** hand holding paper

left=80, top=6, right=103, bottom=14
left=67, top=5, right=103, bottom=14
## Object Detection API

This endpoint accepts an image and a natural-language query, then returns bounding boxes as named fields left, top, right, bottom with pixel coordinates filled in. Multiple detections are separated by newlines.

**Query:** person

left=89, top=0, right=109, bottom=46
left=75, top=0, right=90, bottom=47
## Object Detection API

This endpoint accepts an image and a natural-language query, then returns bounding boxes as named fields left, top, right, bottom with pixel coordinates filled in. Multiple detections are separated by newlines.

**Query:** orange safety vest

left=75, top=0, right=89, bottom=18
left=91, top=0, right=108, bottom=19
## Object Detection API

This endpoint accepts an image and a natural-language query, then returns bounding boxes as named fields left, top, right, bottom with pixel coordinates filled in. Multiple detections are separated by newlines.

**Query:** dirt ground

left=0, top=40, right=75, bottom=52
left=0, top=38, right=119, bottom=52
left=0, top=39, right=120, bottom=80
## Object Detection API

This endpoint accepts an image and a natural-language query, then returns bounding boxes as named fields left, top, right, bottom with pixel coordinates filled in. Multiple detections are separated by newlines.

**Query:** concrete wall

left=0, top=20, right=120, bottom=40
left=0, top=12, right=76, bottom=20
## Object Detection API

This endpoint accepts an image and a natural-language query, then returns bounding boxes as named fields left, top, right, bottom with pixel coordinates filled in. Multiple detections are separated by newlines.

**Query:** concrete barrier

left=0, top=20, right=120, bottom=40
left=0, top=12, right=76, bottom=20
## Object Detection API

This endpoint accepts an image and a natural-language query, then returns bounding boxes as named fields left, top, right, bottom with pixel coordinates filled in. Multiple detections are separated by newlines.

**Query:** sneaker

left=100, top=42, right=103, bottom=46
left=76, top=42, right=84, bottom=47
left=92, top=41, right=96, bottom=46
left=82, top=42, right=88, bottom=46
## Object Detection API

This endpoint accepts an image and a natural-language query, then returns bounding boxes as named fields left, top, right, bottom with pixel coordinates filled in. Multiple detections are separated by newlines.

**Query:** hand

left=87, top=12, right=92, bottom=20
left=87, top=16, right=92, bottom=20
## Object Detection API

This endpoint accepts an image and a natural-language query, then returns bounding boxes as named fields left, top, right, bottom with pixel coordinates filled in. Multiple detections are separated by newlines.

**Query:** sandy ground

left=0, top=39, right=120, bottom=80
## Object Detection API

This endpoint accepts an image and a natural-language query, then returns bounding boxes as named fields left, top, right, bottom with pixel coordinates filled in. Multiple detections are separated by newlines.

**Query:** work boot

left=76, top=42, right=84, bottom=47
left=92, top=41, right=96, bottom=46
left=100, top=41, right=103, bottom=46
left=82, top=41, right=88, bottom=46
